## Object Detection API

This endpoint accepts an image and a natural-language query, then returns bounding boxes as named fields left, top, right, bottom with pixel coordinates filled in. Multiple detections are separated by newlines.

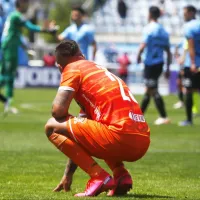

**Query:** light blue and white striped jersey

left=60, top=23, right=95, bottom=60
left=184, top=19, right=200, bottom=68
left=142, top=21, right=170, bottom=66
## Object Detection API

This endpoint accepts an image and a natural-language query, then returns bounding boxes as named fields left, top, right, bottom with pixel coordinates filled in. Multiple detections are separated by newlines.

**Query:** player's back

left=144, top=22, right=169, bottom=66
left=184, top=19, right=200, bottom=67
left=62, top=59, right=149, bottom=134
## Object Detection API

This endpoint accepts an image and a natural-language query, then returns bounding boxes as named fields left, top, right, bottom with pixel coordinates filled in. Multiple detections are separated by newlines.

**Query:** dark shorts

left=183, top=67, right=200, bottom=89
left=119, top=74, right=128, bottom=83
left=144, top=63, right=163, bottom=88
left=177, top=69, right=184, bottom=80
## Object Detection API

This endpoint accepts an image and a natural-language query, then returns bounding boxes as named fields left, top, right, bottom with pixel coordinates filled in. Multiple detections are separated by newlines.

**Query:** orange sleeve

left=60, top=68, right=81, bottom=92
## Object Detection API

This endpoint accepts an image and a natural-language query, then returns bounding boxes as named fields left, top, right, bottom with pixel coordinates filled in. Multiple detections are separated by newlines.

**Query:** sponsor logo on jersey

left=129, top=111, right=145, bottom=122
left=74, top=117, right=87, bottom=124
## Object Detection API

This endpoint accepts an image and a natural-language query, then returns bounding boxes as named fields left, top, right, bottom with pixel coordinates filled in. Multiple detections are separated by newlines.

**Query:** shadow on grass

left=121, top=193, right=174, bottom=199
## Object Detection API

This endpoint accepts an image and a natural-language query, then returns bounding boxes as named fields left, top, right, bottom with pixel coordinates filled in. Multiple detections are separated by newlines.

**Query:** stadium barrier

left=15, top=66, right=60, bottom=88
left=14, top=66, right=177, bottom=95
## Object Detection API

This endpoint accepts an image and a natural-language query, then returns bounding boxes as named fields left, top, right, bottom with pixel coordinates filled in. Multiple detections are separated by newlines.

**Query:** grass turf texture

left=0, top=88, right=200, bottom=200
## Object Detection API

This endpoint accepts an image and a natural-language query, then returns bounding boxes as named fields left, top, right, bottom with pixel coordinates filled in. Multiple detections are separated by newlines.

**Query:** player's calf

left=107, top=171, right=132, bottom=196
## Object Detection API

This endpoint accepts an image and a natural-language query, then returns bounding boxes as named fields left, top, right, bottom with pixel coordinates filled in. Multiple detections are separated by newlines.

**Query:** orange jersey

left=60, top=58, right=149, bottom=135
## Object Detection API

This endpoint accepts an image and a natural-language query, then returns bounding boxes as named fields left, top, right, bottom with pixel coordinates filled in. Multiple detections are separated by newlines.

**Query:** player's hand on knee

left=53, top=174, right=72, bottom=192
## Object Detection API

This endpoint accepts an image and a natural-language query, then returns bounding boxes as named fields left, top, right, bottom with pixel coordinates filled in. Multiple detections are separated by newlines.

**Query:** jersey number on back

left=96, top=65, right=138, bottom=103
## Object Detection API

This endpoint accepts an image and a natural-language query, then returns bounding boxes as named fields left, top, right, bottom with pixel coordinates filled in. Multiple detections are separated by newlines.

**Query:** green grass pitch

left=0, top=88, right=200, bottom=200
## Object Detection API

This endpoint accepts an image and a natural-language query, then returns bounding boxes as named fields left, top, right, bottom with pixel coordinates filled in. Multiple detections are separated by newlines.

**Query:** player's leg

left=180, top=88, right=193, bottom=126
left=141, top=88, right=151, bottom=113
left=173, top=70, right=184, bottom=109
left=0, top=60, right=8, bottom=104
left=105, top=160, right=132, bottom=196
left=106, top=133, right=150, bottom=196
left=0, top=92, right=7, bottom=104
left=141, top=66, right=151, bottom=113
left=152, top=88, right=169, bottom=124
left=45, top=117, right=114, bottom=196
left=3, top=57, right=18, bottom=114
left=123, top=74, right=128, bottom=84
left=64, top=117, right=150, bottom=196
left=179, top=68, right=193, bottom=126
left=149, top=63, right=169, bottom=125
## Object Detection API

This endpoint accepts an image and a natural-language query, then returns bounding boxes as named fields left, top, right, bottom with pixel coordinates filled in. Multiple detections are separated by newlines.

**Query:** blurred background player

left=117, top=0, right=128, bottom=26
left=181, top=38, right=199, bottom=117
left=179, top=5, right=200, bottom=126
left=174, top=37, right=199, bottom=116
left=43, top=52, right=56, bottom=67
left=117, top=52, right=131, bottom=83
left=0, top=1, right=14, bottom=107
left=57, top=6, right=97, bottom=61
left=137, top=6, right=171, bottom=125
left=45, top=40, right=150, bottom=197
left=0, top=0, right=57, bottom=114
left=173, top=42, right=185, bottom=109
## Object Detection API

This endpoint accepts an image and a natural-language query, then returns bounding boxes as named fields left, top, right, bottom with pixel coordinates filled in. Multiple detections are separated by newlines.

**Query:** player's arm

left=188, top=38, right=197, bottom=73
left=178, top=49, right=187, bottom=66
left=52, top=89, right=78, bottom=192
left=54, top=159, right=77, bottom=192
left=86, top=27, right=97, bottom=60
left=179, top=39, right=188, bottom=66
left=137, top=29, right=148, bottom=64
left=184, top=25, right=196, bottom=73
left=23, top=20, right=58, bottom=33
left=137, top=43, right=146, bottom=63
left=54, top=108, right=89, bottom=192
left=57, top=27, right=69, bottom=41
left=57, top=34, right=65, bottom=41
left=91, top=40, right=97, bottom=61
left=52, top=89, right=75, bottom=120
left=24, top=20, right=41, bottom=32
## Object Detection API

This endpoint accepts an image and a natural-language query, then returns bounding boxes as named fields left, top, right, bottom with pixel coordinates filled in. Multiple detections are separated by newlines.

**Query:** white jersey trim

left=58, top=86, right=75, bottom=91
left=69, top=117, right=78, bottom=143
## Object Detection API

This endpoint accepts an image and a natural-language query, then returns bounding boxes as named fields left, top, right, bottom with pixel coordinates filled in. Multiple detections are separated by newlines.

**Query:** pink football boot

left=75, top=173, right=115, bottom=197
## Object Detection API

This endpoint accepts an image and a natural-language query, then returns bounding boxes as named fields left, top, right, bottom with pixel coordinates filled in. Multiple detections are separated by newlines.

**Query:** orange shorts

left=66, top=117, right=150, bottom=162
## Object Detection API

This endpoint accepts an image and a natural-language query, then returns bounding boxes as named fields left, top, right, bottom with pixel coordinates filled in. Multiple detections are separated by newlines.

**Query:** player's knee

left=44, top=118, right=54, bottom=138
left=146, top=88, right=155, bottom=96
left=152, top=90, right=161, bottom=99
left=143, top=92, right=150, bottom=100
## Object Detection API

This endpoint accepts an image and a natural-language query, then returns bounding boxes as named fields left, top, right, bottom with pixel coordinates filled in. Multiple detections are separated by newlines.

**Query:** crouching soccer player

left=45, top=40, right=150, bottom=197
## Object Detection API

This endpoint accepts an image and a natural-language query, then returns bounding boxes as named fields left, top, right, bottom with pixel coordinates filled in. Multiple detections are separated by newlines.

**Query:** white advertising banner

left=15, top=67, right=61, bottom=88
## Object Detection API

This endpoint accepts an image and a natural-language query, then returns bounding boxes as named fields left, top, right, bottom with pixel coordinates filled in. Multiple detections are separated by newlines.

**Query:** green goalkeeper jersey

left=1, top=10, right=41, bottom=59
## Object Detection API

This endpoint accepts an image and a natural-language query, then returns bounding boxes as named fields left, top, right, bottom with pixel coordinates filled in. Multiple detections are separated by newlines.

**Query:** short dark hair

left=16, top=0, right=28, bottom=8
left=149, top=6, right=161, bottom=19
left=184, top=5, right=197, bottom=14
left=72, top=6, right=86, bottom=15
left=55, top=40, right=79, bottom=57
